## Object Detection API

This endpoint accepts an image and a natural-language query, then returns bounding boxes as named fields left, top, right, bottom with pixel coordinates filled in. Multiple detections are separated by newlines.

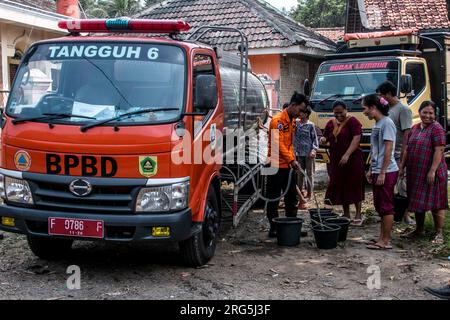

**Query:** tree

left=78, top=0, right=109, bottom=18
left=106, top=0, right=141, bottom=17
left=144, top=0, right=160, bottom=7
left=77, top=0, right=142, bottom=18
left=291, top=0, right=346, bottom=28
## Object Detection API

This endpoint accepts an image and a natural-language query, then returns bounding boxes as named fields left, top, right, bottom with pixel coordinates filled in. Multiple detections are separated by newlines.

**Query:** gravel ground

left=0, top=165, right=449, bottom=300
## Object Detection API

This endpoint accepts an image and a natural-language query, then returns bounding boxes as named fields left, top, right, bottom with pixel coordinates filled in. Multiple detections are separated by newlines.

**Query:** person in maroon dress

left=320, top=101, right=365, bottom=223
left=399, top=100, right=448, bottom=244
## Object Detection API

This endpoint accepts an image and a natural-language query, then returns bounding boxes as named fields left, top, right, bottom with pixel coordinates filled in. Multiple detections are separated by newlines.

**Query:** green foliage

left=106, top=0, right=141, bottom=17
left=144, top=0, right=160, bottom=7
left=78, top=0, right=145, bottom=18
left=290, top=0, right=346, bottom=28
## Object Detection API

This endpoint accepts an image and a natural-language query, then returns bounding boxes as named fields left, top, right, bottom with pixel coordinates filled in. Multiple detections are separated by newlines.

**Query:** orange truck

left=0, top=19, right=268, bottom=266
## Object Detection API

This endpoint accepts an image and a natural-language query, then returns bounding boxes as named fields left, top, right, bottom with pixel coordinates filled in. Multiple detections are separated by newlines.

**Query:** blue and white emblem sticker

left=277, top=123, right=284, bottom=131
left=14, top=150, right=31, bottom=171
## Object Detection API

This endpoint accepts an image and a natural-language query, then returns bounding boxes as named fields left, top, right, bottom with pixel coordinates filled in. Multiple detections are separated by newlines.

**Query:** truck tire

left=27, top=235, right=73, bottom=260
left=179, top=186, right=220, bottom=267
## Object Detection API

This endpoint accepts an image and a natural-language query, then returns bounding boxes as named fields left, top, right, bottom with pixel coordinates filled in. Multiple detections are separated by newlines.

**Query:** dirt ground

left=1, top=185, right=449, bottom=300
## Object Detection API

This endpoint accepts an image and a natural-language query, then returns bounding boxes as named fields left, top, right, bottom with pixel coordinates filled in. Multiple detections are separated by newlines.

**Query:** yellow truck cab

left=307, top=29, right=450, bottom=165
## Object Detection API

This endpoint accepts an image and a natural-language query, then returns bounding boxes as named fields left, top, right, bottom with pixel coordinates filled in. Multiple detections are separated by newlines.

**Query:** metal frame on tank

left=188, top=27, right=266, bottom=227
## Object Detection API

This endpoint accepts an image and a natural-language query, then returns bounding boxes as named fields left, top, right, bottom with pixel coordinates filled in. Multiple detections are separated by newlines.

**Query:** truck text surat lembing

left=307, top=29, right=450, bottom=165
left=0, top=19, right=269, bottom=266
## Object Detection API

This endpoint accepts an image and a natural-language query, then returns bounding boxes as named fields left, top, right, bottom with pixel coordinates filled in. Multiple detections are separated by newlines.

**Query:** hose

left=239, top=162, right=332, bottom=229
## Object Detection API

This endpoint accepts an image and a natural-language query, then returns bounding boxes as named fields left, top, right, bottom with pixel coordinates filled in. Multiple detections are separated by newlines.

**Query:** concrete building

left=0, top=0, right=79, bottom=106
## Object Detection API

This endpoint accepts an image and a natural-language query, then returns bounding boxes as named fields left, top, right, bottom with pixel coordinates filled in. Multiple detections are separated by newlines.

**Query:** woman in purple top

left=321, top=101, right=365, bottom=223
left=400, top=100, right=447, bottom=244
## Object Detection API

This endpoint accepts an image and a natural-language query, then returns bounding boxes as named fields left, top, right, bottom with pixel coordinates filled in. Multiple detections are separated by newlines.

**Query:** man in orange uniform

left=266, top=92, right=308, bottom=237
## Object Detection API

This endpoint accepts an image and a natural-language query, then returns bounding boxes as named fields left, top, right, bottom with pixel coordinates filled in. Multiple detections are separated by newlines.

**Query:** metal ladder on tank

left=187, top=26, right=264, bottom=227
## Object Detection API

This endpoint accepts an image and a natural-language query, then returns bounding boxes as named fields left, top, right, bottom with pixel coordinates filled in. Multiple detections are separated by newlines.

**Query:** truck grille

left=23, top=174, right=146, bottom=214
left=361, top=134, right=371, bottom=144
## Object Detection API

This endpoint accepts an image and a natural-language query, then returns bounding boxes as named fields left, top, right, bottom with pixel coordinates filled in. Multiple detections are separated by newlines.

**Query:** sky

left=264, top=0, right=299, bottom=11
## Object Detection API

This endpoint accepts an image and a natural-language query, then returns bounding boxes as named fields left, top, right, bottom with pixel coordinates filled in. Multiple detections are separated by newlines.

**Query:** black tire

left=179, top=186, right=221, bottom=267
left=27, top=235, right=73, bottom=260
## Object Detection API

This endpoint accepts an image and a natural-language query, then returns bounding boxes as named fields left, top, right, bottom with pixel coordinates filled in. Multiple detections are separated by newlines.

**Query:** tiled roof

left=362, top=0, right=450, bottom=31
left=0, top=0, right=56, bottom=12
left=137, top=0, right=336, bottom=52
left=313, top=27, right=345, bottom=42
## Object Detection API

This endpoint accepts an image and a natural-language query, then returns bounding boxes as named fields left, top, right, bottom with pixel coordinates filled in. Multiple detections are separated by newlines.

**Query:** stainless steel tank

left=218, top=52, right=269, bottom=130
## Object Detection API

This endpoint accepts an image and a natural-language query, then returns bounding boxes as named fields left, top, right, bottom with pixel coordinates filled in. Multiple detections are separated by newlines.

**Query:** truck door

left=190, top=53, right=221, bottom=221
left=405, top=61, right=428, bottom=124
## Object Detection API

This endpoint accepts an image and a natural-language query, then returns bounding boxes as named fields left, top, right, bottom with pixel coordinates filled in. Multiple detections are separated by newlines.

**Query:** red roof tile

left=313, top=27, right=345, bottom=42
left=362, top=0, right=450, bottom=30
left=136, top=0, right=335, bottom=52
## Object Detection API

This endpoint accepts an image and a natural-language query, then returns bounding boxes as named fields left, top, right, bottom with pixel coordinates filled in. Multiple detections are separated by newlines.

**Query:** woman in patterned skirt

left=399, top=101, right=448, bottom=244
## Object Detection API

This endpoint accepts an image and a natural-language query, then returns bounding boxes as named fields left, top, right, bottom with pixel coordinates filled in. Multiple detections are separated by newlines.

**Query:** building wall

left=346, top=0, right=363, bottom=33
left=249, top=54, right=280, bottom=110
left=280, top=54, right=311, bottom=106
left=250, top=53, right=324, bottom=110
left=0, top=23, right=61, bottom=91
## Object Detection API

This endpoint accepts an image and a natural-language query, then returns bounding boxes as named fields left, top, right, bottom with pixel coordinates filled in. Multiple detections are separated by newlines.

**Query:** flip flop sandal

left=298, top=203, right=308, bottom=210
left=366, top=243, right=393, bottom=250
left=431, top=234, right=444, bottom=245
left=366, top=238, right=379, bottom=244
left=351, top=219, right=364, bottom=227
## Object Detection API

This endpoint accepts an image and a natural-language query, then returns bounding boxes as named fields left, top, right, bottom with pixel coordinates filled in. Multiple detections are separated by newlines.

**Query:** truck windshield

left=6, top=42, right=186, bottom=125
left=311, top=60, right=399, bottom=110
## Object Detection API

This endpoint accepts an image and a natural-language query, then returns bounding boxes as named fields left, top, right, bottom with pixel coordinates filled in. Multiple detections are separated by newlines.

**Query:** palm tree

left=106, top=0, right=141, bottom=17
left=78, top=0, right=108, bottom=18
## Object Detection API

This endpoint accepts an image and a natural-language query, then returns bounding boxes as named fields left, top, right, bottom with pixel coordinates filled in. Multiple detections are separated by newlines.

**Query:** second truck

left=307, top=29, right=450, bottom=165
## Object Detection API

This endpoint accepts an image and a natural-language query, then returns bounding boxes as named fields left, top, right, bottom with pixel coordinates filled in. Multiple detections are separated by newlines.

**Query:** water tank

left=218, top=52, right=269, bottom=130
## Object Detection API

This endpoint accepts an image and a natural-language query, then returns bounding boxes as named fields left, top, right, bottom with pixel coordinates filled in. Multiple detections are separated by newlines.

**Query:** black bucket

left=310, top=213, right=339, bottom=227
left=273, top=217, right=304, bottom=247
left=309, top=208, right=333, bottom=218
left=325, top=217, right=350, bottom=242
left=312, top=224, right=340, bottom=249
left=394, top=195, right=409, bottom=222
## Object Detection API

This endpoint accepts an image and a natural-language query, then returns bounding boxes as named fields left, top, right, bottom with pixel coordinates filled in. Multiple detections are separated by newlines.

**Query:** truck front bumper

left=0, top=204, right=195, bottom=242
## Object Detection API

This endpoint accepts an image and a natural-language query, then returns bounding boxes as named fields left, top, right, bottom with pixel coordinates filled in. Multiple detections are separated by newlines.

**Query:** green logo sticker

left=139, top=156, right=157, bottom=177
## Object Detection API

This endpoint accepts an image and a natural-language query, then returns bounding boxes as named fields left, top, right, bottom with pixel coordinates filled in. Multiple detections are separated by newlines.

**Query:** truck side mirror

left=303, top=79, right=311, bottom=97
left=194, top=74, right=218, bottom=111
left=400, top=75, right=413, bottom=94
left=0, top=108, right=5, bottom=129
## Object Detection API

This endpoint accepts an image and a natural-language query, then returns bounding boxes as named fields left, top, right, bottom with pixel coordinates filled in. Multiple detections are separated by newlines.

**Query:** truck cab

left=0, top=19, right=268, bottom=267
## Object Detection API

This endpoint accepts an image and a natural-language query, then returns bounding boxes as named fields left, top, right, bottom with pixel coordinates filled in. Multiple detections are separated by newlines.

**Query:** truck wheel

left=179, top=186, right=220, bottom=267
left=27, top=235, right=73, bottom=260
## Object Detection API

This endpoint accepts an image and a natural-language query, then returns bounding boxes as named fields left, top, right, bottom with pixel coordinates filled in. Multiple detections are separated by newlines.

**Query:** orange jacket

left=267, top=109, right=296, bottom=168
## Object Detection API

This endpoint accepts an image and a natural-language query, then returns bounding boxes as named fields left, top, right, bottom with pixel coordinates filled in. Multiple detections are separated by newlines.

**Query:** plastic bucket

left=325, top=217, right=350, bottom=242
left=312, top=224, right=340, bottom=249
left=309, top=208, right=333, bottom=217
left=310, top=213, right=339, bottom=227
left=394, top=195, right=409, bottom=222
left=273, top=217, right=304, bottom=247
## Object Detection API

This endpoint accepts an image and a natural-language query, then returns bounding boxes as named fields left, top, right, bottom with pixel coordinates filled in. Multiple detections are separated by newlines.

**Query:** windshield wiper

left=80, top=108, right=180, bottom=132
left=318, top=93, right=359, bottom=105
left=12, top=113, right=96, bottom=125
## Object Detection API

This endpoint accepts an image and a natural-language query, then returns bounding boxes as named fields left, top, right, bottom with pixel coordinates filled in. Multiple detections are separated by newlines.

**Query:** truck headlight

left=135, top=181, right=189, bottom=212
left=4, top=176, right=34, bottom=205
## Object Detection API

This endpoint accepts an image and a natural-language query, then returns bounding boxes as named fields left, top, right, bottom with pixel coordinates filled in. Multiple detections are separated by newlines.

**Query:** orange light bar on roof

left=344, top=28, right=419, bottom=42
left=58, top=18, right=191, bottom=34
